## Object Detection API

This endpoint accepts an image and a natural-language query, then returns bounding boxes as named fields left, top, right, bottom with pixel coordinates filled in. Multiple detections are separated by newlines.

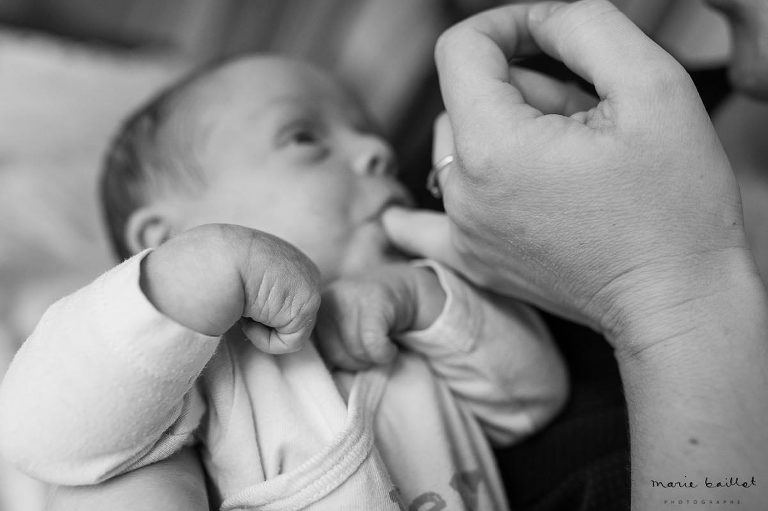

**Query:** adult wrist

left=603, top=247, right=768, bottom=506
left=595, top=246, right=762, bottom=356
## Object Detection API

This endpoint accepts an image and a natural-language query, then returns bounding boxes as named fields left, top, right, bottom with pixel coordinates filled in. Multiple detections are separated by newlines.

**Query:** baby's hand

left=141, top=224, right=321, bottom=354
left=315, top=265, right=445, bottom=370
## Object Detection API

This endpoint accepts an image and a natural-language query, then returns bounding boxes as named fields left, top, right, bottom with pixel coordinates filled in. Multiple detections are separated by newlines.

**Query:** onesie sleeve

left=0, top=250, right=219, bottom=485
left=397, top=260, right=569, bottom=446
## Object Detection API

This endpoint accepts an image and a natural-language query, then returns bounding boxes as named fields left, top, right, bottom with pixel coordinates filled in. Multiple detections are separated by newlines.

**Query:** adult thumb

left=382, top=207, right=456, bottom=264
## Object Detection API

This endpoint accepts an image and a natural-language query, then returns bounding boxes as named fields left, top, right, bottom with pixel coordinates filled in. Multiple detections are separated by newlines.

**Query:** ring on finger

left=426, top=154, right=455, bottom=199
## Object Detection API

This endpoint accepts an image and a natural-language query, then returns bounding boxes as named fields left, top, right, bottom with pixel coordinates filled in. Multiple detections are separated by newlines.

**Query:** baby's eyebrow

left=245, top=97, right=304, bottom=118
left=244, top=97, right=326, bottom=127
left=245, top=94, right=376, bottom=136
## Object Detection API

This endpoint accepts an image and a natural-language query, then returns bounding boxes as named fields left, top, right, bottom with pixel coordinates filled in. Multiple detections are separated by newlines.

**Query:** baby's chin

left=334, top=222, right=409, bottom=278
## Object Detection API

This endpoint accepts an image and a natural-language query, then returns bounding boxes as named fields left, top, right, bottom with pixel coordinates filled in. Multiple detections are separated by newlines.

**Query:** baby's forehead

left=158, top=57, right=373, bottom=165
left=187, top=58, right=356, bottom=117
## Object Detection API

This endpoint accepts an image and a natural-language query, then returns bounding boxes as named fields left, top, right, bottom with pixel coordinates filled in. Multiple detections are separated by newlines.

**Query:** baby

left=0, top=56, right=567, bottom=510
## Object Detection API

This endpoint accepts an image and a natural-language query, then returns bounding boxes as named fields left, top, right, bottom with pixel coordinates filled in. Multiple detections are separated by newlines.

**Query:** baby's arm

left=0, top=224, right=320, bottom=485
left=315, top=261, right=568, bottom=445
left=47, top=447, right=209, bottom=511
left=399, top=261, right=567, bottom=445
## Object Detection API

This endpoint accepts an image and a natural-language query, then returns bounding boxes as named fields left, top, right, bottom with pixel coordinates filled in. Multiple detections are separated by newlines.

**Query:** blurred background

left=0, top=1, right=747, bottom=510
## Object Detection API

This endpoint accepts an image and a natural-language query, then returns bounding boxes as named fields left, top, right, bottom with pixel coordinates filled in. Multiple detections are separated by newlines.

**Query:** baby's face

left=169, top=58, right=412, bottom=281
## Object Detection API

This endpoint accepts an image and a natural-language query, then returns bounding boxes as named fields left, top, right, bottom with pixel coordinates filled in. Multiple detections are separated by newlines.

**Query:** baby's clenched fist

left=314, top=264, right=445, bottom=370
left=141, top=224, right=321, bottom=354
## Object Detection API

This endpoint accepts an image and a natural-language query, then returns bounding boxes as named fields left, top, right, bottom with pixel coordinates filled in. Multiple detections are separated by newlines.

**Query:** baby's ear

left=125, top=207, right=174, bottom=254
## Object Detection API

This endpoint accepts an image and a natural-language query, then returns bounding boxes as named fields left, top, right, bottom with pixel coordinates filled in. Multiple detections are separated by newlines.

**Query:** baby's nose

left=353, top=136, right=396, bottom=177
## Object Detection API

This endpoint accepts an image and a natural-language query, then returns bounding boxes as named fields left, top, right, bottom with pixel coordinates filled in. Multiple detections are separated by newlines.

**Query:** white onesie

left=0, top=253, right=568, bottom=510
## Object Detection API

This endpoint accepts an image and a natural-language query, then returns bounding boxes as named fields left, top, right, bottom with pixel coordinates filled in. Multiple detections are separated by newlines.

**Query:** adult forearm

left=614, top=253, right=768, bottom=509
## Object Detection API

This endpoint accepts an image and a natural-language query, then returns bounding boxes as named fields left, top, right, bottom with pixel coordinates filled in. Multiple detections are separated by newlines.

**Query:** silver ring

left=426, top=154, right=454, bottom=199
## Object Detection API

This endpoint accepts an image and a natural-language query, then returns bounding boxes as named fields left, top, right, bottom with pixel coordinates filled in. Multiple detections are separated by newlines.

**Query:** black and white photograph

left=0, top=0, right=766, bottom=510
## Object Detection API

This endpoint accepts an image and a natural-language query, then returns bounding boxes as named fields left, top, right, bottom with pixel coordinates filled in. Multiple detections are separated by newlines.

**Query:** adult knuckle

left=454, top=138, right=498, bottom=187
left=434, top=24, right=468, bottom=65
left=636, top=58, right=691, bottom=99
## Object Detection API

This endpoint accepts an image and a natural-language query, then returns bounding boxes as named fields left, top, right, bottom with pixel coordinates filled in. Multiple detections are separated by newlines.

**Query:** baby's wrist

left=139, top=225, right=245, bottom=336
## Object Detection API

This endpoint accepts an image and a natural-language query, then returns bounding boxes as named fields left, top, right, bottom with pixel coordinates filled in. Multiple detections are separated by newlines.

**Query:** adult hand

left=384, top=2, right=768, bottom=508
left=383, top=0, right=747, bottom=344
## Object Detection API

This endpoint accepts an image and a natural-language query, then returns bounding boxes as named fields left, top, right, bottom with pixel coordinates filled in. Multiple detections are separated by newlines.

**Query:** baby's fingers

left=239, top=231, right=322, bottom=354
left=315, top=286, right=398, bottom=370
left=353, top=325, right=398, bottom=366
left=240, top=318, right=309, bottom=354
left=315, top=313, right=371, bottom=371
left=243, top=280, right=320, bottom=354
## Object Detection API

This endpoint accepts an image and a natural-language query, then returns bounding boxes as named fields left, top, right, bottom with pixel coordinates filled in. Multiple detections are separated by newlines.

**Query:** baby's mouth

left=366, top=192, right=413, bottom=224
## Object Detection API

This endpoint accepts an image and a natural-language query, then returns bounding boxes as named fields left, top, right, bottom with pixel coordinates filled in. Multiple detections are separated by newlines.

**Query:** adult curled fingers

left=507, top=66, right=599, bottom=118
left=387, top=0, right=745, bottom=338
left=384, top=4, right=768, bottom=509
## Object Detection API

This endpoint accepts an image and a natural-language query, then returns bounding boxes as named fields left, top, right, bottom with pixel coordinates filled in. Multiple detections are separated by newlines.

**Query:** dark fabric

left=494, top=315, right=630, bottom=511
left=689, top=66, right=731, bottom=114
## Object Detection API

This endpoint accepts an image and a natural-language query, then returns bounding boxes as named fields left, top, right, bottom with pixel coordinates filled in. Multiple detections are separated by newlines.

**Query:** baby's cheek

left=296, top=229, right=351, bottom=283
left=335, top=223, right=398, bottom=278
